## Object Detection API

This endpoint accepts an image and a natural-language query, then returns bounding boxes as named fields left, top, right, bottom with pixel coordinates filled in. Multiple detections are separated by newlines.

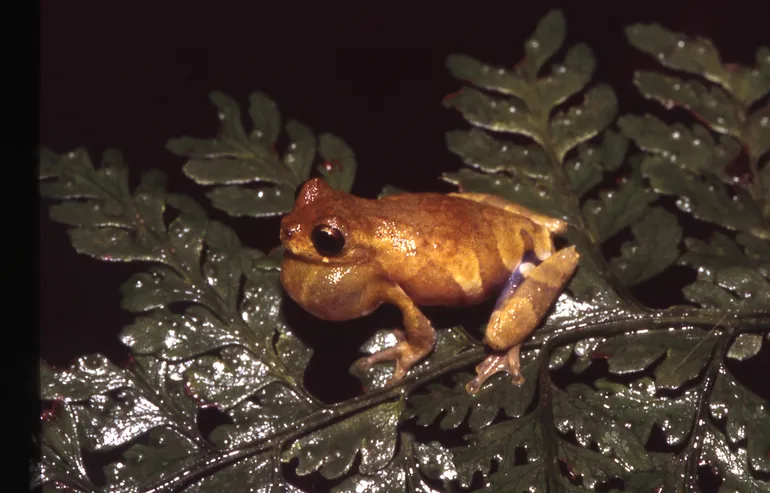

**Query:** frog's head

left=280, top=178, right=370, bottom=265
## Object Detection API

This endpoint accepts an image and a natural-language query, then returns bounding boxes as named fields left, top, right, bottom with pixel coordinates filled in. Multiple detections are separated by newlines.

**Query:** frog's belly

left=397, top=262, right=510, bottom=306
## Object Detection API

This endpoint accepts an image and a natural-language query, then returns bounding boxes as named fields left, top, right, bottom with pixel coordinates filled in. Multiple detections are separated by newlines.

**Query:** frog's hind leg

left=465, top=246, right=579, bottom=395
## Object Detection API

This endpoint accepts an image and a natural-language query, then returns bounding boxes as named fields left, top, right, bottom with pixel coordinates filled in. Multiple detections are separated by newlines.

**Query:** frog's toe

left=466, top=345, right=525, bottom=394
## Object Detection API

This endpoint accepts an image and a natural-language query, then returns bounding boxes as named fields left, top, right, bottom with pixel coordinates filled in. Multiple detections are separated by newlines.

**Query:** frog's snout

left=280, top=219, right=301, bottom=246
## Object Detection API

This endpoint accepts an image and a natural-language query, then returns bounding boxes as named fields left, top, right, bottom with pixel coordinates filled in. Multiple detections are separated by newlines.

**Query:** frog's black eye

left=311, top=224, right=345, bottom=256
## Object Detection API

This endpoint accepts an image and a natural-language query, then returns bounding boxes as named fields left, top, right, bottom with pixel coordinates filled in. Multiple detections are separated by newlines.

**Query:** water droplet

left=673, top=83, right=681, bottom=91
left=501, top=145, right=508, bottom=152
left=508, top=105, right=516, bottom=113
left=529, top=40, right=540, bottom=49
left=497, top=68, right=505, bottom=75
left=677, top=40, right=686, bottom=48
left=657, top=52, right=666, bottom=61
left=672, top=131, right=681, bottom=140
left=257, top=190, right=265, bottom=198
left=693, top=139, right=701, bottom=146
left=217, top=112, right=226, bottom=121
left=761, top=116, right=768, bottom=127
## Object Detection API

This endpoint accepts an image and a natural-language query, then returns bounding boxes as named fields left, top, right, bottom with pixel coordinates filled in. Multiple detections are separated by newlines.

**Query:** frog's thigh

left=485, top=245, right=579, bottom=351
left=466, top=247, right=578, bottom=394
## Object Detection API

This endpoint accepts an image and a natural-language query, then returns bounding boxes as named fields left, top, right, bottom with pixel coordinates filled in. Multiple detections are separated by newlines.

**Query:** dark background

left=40, top=1, right=770, bottom=405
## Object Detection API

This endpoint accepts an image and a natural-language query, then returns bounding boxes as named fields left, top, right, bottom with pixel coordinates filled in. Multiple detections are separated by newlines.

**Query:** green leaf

left=596, top=327, right=718, bottom=389
left=186, top=452, right=304, bottom=493
left=453, top=412, right=542, bottom=488
left=609, top=207, right=682, bottom=285
left=633, top=71, right=741, bottom=136
left=576, top=378, right=697, bottom=447
left=120, top=306, right=241, bottom=360
left=444, top=87, right=541, bottom=143
left=446, top=128, right=550, bottom=178
left=210, top=383, right=316, bottom=449
left=104, top=428, right=200, bottom=491
left=523, top=9, right=566, bottom=79
left=554, top=387, right=652, bottom=473
left=746, top=105, right=770, bottom=162
left=406, top=349, right=539, bottom=431
left=282, top=401, right=403, bottom=479
left=38, top=403, right=96, bottom=491
left=700, top=424, right=769, bottom=492
left=727, top=333, right=764, bottom=361
left=317, top=133, right=357, bottom=193
left=565, top=129, right=629, bottom=198
left=619, top=114, right=741, bottom=175
left=185, top=347, right=280, bottom=410
left=583, top=175, right=655, bottom=242
left=333, top=433, right=456, bottom=493
left=121, top=266, right=204, bottom=312
left=247, top=92, right=281, bottom=144
left=710, top=371, right=770, bottom=474
left=41, top=355, right=132, bottom=401
left=535, top=43, right=596, bottom=113
left=283, top=119, right=316, bottom=181
left=206, top=183, right=296, bottom=217
left=641, top=156, right=769, bottom=238
left=626, top=24, right=727, bottom=87
left=445, top=53, right=531, bottom=99
left=550, top=84, right=618, bottom=162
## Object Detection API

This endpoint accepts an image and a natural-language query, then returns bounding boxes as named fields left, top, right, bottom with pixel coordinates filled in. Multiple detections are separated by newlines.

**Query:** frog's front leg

left=466, top=246, right=579, bottom=394
left=356, top=284, right=437, bottom=386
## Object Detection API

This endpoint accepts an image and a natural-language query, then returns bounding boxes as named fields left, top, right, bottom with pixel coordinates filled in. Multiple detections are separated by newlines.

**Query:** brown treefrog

left=280, top=178, right=579, bottom=394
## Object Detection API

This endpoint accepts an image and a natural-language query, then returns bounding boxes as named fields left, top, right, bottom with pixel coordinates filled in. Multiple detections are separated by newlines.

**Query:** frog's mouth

left=281, top=245, right=369, bottom=265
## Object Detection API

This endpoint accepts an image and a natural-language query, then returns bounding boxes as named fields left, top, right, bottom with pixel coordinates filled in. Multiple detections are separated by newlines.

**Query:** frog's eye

left=311, top=224, right=345, bottom=256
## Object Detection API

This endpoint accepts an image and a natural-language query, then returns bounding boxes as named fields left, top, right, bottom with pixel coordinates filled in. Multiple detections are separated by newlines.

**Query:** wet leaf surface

left=37, top=9, right=770, bottom=493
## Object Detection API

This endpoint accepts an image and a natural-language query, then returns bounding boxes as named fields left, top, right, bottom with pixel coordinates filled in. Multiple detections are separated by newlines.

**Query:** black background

left=40, top=0, right=769, bottom=423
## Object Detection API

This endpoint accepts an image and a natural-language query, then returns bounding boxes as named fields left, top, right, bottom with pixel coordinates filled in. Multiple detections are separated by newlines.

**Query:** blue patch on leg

left=493, top=251, right=541, bottom=311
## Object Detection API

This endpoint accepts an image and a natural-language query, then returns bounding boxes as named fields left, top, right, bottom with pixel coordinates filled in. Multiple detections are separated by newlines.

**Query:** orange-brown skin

left=280, top=178, right=579, bottom=393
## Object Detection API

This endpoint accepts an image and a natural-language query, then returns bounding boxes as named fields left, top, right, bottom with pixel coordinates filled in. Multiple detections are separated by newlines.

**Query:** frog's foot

left=356, top=329, right=436, bottom=386
left=465, top=345, right=524, bottom=395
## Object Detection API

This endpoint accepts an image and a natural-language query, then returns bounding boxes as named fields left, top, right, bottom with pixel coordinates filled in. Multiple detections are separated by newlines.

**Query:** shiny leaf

left=41, top=355, right=132, bottom=401
left=700, top=423, right=769, bottom=492
left=333, top=433, right=456, bottom=493
left=641, top=156, right=769, bottom=238
left=446, top=128, right=550, bottom=178
left=727, top=333, right=763, bottom=361
left=583, top=175, right=655, bottom=242
left=710, top=370, right=770, bottom=474
left=596, top=327, right=718, bottom=389
left=550, top=84, right=618, bottom=162
left=553, top=387, right=653, bottom=473
left=633, top=71, right=741, bottom=136
left=104, top=428, right=200, bottom=491
left=619, top=114, right=741, bottom=175
left=406, top=349, right=539, bottom=431
left=210, top=383, right=316, bottom=449
left=186, top=452, right=305, bottom=493
left=282, top=401, right=402, bottom=479
left=609, top=207, right=682, bottom=285
left=317, top=133, right=357, bottom=193
left=37, top=403, right=95, bottom=491
left=452, top=412, right=542, bottom=488
left=185, top=347, right=279, bottom=410
left=444, top=87, right=541, bottom=142
left=571, top=379, right=697, bottom=447
left=746, top=105, right=770, bottom=162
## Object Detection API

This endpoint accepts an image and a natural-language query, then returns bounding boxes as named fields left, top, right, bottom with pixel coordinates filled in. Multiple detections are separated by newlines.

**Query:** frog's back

left=369, top=193, right=542, bottom=305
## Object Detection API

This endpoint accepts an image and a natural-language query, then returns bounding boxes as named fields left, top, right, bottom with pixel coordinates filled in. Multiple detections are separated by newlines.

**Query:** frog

left=279, top=178, right=579, bottom=394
